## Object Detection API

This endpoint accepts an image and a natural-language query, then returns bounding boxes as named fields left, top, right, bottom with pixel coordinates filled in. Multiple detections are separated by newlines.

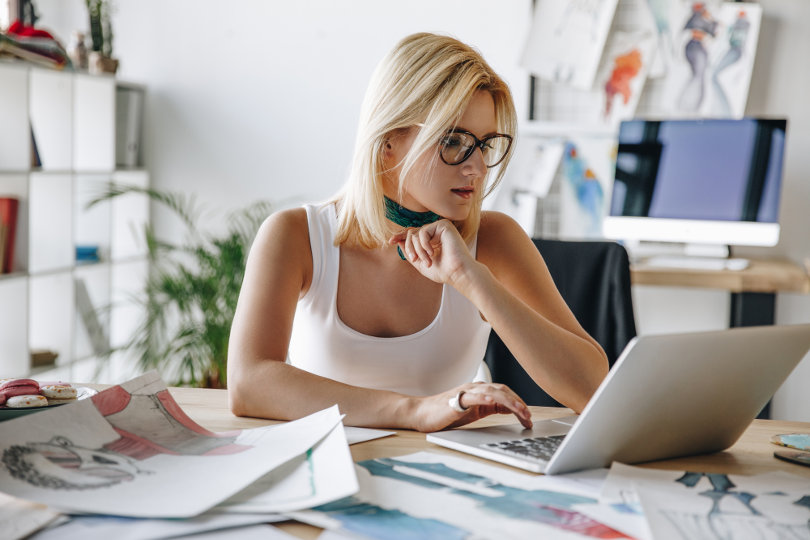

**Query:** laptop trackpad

left=431, top=415, right=577, bottom=446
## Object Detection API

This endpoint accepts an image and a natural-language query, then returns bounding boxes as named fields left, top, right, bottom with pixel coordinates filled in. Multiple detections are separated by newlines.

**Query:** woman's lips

left=451, top=187, right=474, bottom=199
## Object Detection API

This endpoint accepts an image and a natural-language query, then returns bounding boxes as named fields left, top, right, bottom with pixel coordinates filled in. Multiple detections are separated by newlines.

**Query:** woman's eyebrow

left=449, top=126, right=501, bottom=137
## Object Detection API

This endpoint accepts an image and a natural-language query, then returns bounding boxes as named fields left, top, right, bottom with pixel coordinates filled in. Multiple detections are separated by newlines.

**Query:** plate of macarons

left=0, top=378, right=97, bottom=421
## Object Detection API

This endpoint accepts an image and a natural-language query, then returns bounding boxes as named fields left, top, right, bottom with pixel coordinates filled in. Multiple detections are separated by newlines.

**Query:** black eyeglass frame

left=438, top=129, right=513, bottom=168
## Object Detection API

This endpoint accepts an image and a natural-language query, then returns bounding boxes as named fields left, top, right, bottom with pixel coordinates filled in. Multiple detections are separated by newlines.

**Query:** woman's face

left=384, top=90, right=498, bottom=222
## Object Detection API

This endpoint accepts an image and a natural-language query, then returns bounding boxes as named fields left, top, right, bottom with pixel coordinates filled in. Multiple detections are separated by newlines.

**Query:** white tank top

left=287, top=202, right=492, bottom=396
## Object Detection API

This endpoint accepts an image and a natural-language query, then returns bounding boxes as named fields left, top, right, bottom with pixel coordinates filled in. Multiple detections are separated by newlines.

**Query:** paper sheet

left=218, top=421, right=358, bottom=513
left=290, top=451, right=619, bottom=540
left=588, top=462, right=810, bottom=540
left=0, top=372, right=343, bottom=518
left=343, top=426, right=395, bottom=445
left=30, top=513, right=287, bottom=540
left=521, top=0, right=620, bottom=90
left=0, top=492, right=62, bottom=540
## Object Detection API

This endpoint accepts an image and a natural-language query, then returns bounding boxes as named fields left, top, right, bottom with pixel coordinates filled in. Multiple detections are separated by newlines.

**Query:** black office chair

left=484, top=238, right=637, bottom=406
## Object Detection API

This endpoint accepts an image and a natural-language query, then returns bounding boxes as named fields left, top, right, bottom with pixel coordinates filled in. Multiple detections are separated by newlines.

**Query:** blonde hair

left=333, top=32, right=517, bottom=248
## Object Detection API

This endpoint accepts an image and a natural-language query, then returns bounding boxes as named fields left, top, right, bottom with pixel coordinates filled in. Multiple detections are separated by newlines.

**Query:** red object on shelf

left=7, top=20, right=57, bottom=40
left=0, top=197, right=19, bottom=273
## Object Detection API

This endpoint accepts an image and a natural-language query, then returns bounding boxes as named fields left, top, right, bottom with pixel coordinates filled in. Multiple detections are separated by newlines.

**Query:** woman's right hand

left=410, top=382, right=534, bottom=433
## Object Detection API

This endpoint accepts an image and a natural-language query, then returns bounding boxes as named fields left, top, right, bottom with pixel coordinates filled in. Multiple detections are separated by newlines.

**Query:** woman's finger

left=407, top=229, right=431, bottom=264
left=417, top=227, right=436, bottom=258
left=457, top=386, right=533, bottom=429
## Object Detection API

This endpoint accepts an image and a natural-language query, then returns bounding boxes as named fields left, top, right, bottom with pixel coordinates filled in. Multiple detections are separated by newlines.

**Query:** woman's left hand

left=388, top=220, right=476, bottom=286
left=410, top=381, right=534, bottom=433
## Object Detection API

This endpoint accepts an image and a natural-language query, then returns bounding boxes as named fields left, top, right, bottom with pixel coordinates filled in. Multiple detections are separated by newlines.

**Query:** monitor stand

left=623, top=241, right=750, bottom=271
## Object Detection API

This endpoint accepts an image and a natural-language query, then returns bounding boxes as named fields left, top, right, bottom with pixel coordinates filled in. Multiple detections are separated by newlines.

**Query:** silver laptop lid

left=544, top=324, right=810, bottom=474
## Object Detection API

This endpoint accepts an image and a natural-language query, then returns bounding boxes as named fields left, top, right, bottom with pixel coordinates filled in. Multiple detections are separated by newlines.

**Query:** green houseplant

left=89, top=185, right=274, bottom=388
left=85, top=0, right=118, bottom=73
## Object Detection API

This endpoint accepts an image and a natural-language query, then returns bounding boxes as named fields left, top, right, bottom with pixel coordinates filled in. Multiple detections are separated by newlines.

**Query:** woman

left=227, top=33, right=608, bottom=432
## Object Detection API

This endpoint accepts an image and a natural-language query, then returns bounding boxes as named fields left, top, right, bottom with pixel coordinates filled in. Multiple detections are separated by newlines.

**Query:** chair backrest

left=484, top=239, right=637, bottom=406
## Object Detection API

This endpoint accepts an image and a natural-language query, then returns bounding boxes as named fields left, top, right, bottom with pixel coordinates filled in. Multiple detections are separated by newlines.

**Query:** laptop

left=427, top=324, right=810, bottom=475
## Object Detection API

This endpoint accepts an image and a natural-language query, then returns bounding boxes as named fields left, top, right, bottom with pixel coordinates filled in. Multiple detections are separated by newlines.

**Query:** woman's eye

left=441, top=136, right=464, bottom=148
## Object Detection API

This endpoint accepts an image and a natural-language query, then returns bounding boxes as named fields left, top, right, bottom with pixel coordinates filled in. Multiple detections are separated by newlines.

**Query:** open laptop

left=427, top=324, right=810, bottom=475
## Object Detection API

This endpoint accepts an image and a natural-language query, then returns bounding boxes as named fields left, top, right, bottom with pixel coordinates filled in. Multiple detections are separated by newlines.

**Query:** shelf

left=0, top=66, right=150, bottom=379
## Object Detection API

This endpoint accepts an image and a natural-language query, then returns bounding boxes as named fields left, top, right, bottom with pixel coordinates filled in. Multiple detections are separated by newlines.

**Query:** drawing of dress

left=711, top=11, right=750, bottom=117
left=678, top=3, right=718, bottom=112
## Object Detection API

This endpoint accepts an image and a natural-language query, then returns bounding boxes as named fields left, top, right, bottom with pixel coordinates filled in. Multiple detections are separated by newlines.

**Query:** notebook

left=427, top=324, right=810, bottom=475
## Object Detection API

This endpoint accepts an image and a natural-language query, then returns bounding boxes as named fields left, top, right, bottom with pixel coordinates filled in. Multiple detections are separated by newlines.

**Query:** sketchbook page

left=217, top=421, right=358, bottom=513
left=289, top=451, right=614, bottom=539
left=637, top=481, right=810, bottom=540
left=0, top=372, right=342, bottom=518
left=521, top=0, right=619, bottom=90
left=589, top=462, right=810, bottom=540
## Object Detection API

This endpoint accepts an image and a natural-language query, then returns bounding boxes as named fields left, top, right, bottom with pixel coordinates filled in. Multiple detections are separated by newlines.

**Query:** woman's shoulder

left=259, top=207, right=308, bottom=236
left=478, top=210, right=529, bottom=245
left=253, top=207, right=311, bottom=259
left=251, top=207, right=314, bottom=292
left=476, top=210, right=536, bottom=265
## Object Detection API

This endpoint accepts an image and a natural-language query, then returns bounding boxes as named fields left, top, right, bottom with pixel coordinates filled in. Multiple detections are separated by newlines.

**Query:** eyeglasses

left=438, top=129, right=513, bottom=168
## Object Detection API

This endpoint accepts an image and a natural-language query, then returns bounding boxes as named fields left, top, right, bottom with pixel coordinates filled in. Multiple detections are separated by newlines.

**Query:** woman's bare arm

left=227, top=208, right=533, bottom=431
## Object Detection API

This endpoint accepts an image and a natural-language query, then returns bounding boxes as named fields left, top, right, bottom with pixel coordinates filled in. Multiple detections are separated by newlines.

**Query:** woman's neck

left=383, top=196, right=442, bottom=228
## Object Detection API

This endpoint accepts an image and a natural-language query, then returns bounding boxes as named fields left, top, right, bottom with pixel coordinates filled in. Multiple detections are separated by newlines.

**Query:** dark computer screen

left=610, top=118, right=787, bottom=223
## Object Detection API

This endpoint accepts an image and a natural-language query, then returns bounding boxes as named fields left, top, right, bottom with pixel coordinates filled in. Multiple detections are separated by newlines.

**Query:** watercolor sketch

left=707, top=3, right=762, bottom=117
left=598, top=30, right=656, bottom=126
left=558, top=139, right=616, bottom=239
left=659, top=1, right=761, bottom=117
left=305, top=452, right=629, bottom=539
left=639, top=471, right=810, bottom=539
left=578, top=462, right=810, bottom=540
left=521, top=0, right=619, bottom=89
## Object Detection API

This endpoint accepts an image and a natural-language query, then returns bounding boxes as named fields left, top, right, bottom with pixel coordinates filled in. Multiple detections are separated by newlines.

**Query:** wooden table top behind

left=168, top=387, right=810, bottom=478
left=631, top=258, right=810, bottom=294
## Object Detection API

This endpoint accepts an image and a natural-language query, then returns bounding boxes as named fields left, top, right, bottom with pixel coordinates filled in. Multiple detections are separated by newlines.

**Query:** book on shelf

left=116, top=85, right=145, bottom=168
left=0, top=197, right=19, bottom=274
left=0, top=32, right=69, bottom=69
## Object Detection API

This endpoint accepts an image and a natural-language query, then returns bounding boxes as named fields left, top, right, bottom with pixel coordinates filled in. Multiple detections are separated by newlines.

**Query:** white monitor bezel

left=602, top=216, right=780, bottom=247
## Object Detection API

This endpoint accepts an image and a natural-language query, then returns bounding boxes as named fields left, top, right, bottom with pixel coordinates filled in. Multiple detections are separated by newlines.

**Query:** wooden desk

left=166, top=387, right=810, bottom=539
left=631, top=258, right=810, bottom=327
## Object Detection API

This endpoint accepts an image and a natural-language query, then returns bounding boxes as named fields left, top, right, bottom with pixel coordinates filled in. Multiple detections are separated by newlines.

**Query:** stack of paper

left=0, top=371, right=359, bottom=539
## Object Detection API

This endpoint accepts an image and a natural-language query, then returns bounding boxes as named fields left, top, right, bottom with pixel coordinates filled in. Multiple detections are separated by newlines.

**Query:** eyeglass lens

left=439, top=131, right=511, bottom=167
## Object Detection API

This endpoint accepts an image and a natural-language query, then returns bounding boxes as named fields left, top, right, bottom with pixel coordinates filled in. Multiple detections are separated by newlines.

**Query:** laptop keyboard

left=481, top=434, right=567, bottom=463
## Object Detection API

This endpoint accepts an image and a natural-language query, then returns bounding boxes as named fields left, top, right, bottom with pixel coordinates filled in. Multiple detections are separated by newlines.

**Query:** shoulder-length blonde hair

left=333, top=32, right=517, bottom=248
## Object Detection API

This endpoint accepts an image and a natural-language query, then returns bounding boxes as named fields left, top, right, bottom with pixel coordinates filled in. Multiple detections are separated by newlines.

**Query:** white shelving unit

left=0, top=61, right=149, bottom=382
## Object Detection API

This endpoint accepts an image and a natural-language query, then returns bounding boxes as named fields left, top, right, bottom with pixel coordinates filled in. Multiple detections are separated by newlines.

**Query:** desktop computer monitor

left=603, top=118, right=787, bottom=254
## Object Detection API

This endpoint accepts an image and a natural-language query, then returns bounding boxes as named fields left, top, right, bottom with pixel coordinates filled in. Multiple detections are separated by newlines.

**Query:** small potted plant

left=89, top=185, right=275, bottom=388
left=85, top=0, right=118, bottom=74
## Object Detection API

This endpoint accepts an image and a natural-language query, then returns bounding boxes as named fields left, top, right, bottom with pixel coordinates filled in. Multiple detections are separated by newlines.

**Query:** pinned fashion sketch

left=521, top=0, right=619, bottom=89
left=677, top=2, right=719, bottom=112
left=597, top=30, right=656, bottom=126
left=708, top=4, right=761, bottom=117
left=661, top=1, right=761, bottom=118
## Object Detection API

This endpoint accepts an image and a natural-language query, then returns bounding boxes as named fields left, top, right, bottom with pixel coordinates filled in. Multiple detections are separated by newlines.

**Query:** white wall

left=40, top=1, right=810, bottom=419
left=38, top=0, right=532, bottom=232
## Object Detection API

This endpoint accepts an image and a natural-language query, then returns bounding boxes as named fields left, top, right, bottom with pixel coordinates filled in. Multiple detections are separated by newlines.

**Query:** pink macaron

left=0, top=378, right=41, bottom=406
